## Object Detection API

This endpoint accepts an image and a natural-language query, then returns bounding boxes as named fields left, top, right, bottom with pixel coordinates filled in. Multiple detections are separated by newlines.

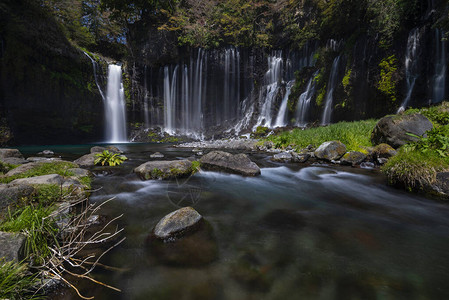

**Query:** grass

left=382, top=148, right=449, bottom=191
left=0, top=260, right=42, bottom=300
left=0, top=205, right=58, bottom=264
left=0, top=161, right=77, bottom=184
left=266, top=119, right=378, bottom=151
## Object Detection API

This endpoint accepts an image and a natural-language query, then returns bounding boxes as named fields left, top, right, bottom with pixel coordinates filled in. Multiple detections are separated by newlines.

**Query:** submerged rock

left=134, top=160, right=193, bottom=180
left=371, top=113, right=433, bottom=148
left=340, top=151, right=367, bottom=166
left=0, top=231, right=26, bottom=262
left=200, top=151, right=261, bottom=176
left=154, top=207, right=203, bottom=239
left=314, top=141, right=347, bottom=161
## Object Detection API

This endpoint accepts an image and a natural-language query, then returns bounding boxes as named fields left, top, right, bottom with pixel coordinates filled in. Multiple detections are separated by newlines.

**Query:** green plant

left=405, top=126, right=449, bottom=158
left=191, top=161, right=201, bottom=174
left=94, top=150, right=127, bottom=166
left=377, top=55, right=399, bottom=102
left=0, top=205, right=58, bottom=264
left=0, top=260, right=42, bottom=300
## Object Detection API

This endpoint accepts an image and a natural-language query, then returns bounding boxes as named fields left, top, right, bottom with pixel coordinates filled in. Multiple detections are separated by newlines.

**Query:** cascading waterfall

left=105, top=64, right=127, bottom=142
left=432, top=28, right=446, bottom=103
left=83, top=51, right=105, bottom=101
left=256, top=52, right=284, bottom=128
left=321, top=56, right=342, bottom=125
left=398, top=28, right=421, bottom=112
left=143, top=65, right=150, bottom=128
left=296, top=72, right=318, bottom=127
left=274, top=81, right=294, bottom=127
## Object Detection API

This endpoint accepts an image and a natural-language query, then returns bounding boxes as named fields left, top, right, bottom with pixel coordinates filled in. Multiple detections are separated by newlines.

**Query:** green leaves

left=94, top=150, right=128, bottom=166
left=405, top=126, right=449, bottom=158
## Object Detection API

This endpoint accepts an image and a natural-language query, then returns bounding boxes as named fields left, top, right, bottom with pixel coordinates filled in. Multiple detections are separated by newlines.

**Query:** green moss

left=316, top=86, right=326, bottom=107
left=0, top=161, right=77, bottom=184
left=377, top=55, right=398, bottom=102
left=342, top=69, right=352, bottom=88
left=265, top=119, right=378, bottom=151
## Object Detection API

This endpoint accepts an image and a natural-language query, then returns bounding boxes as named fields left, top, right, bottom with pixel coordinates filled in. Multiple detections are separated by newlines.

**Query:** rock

left=26, top=157, right=62, bottom=162
left=68, top=168, right=92, bottom=178
left=340, top=151, right=367, bottom=166
left=272, top=152, right=292, bottom=162
left=199, top=151, right=261, bottom=176
left=38, top=150, right=54, bottom=155
left=150, top=152, right=164, bottom=159
left=432, top=172, right=449, bottom=197
left=90, top=146, right=122, bottom=154
left=134, top=160, right=193, bottom=180
left=371, top=113, right=433, bottom=148
left=360, top=162, right=375, bottom=169
left=314, top=141, right=347, bottom=161
left=0, top=231, right=26, bottom=262
left=291, top=152, right=311, bottom=163
left=372, top=143, right=397, bottom=159
left=377, top=158, right=389, bottom=165
left=10, top=174, right=65, bottom=186
left=5, top=161, right=77, bottom=177
left=154, top=207, right=203, bottom=239
left=0, top=184, right=35, bottom=211
left=0, top=148, right=24, bottom=160
left=74, top=153, right=97, bottom=167
left=1, top=157, right=29, bottom=165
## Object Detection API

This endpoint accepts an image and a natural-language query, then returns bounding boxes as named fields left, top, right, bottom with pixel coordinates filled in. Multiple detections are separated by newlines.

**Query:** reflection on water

left=46, top=144, right=449, bottom=299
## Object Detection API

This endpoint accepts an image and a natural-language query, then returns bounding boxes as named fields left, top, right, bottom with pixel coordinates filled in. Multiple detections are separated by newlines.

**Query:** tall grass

left=0, top=260, right=42, bottom=300
left=267, top=119, right=378, bottom=151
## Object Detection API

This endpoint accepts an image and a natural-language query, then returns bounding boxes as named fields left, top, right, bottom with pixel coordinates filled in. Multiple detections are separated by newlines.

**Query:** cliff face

left=0, top=0, right=104, bottom=145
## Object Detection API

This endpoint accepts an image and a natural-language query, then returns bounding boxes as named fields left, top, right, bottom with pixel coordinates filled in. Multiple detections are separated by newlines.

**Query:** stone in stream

left=148, top=207, right=217, bottom=266
left=74, top=153, right=97, bottom=167
left=38, top=150, right=54, bottom=155
left=134, top=160, right=193, bottom=180
left=150, top=152, right=164, bottom=159
left=0, top=231, right=26, bottom=262
left=314, top=141, right=347, bottom=161
left=371, top=113, right=433, bottom=148
left=90, top=146, right=122, bottom=154
left=200, top=151, right=260, bottom=176
left=340, top=151, right=367, bottom=166
left=291, top=152, right=311, bottom=163
left=272, top=152, right=292, bottom=162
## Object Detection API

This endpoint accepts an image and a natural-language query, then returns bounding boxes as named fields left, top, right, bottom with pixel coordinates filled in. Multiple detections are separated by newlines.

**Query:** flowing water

left=24, top=143, right=449, bottom=300
left=296, top=72, right=317, bottom=127
left=273, top=81, right=294, bottom=128
left=432, top=28, right=446, bottom=104
left=321, top=56, right=342, bottom=125
left=105, top=65, right=127, bottom=143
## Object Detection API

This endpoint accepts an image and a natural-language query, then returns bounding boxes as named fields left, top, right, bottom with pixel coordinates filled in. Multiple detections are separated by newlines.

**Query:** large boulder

left=0, top=232, right=26, bottom=262
left=4, top=161, right=78, bottom=177
left=371, top=113, right=433, bottom=148
left=74, top=153, right=97, bottom=167
left=0, top=184, right=35, bottom=211
left=199, top=151, right=261, bottom=176
left=314, top=141, right=347, bottom=161
left=0, top=148, right=24, bottom=160
left=154, top=207, right=203, bottom=240
left=134, top=160, right=193, bottom=180
left=10, top=174, right=65, bottom=186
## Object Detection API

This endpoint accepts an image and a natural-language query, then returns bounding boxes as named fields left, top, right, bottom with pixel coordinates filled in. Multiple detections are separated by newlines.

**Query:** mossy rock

left=134, top=160, right=193, bottom=180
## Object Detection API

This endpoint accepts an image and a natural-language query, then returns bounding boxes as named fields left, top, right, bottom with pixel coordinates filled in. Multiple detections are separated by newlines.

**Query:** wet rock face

left=314, top=141, right=347, bottom=161
left=134, top=160, right=193, bottom=180
left=371, top=113, right=433, bottom=148
left=200, top=151, right=261, bottom=176
left=154, top=207, right=203, bottom=240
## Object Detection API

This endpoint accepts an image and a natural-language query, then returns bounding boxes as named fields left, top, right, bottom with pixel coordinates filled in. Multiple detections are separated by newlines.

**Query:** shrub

left=94, top=150, right=127, bottom=166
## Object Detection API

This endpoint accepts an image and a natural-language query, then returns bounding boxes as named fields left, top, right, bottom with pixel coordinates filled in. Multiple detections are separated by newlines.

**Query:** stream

left=18, top=143, right=449, bottom=299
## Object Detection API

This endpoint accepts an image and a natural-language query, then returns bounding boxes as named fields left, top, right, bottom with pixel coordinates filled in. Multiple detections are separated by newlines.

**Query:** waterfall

left=296, top=72, right=318, bottom=127
left=256, top=52, right=284, bottom=128
left=83, top=51, right=105, bottom=101
left=274, top=81, right=294, bottom=127
left=143, top=65, right=150, bottom=128
left=321, top=56, right=342, bottom=125
left=105, top=64, right=127, bottom=143
left=398, top=28, right=421, bottom=112
left=432, top=28, right=446, bottom=103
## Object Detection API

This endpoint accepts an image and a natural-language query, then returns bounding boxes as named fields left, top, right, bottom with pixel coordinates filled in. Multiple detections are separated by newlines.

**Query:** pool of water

left=39, top=143, right=449, bottom=299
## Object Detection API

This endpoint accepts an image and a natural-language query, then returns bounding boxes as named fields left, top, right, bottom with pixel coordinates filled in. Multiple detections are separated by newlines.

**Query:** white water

left=274, top=81, right=294, bottom=127
left=296, top=72, right=317, bottom=127
left=432, top=28, right=446, bottom=103
left=321, top=56, right=341, bottom=125
left=83, top=51, right=105, bottom=101
left=398, top=28, right=421, bottom=112
left=105, top=64, right=127, bottom=142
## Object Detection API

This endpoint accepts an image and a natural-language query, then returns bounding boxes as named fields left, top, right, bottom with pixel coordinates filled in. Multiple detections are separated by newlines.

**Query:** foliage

left=406, top=102, right=449, bottom=125
left=191, top=161, right=201, bottom=174
left=266, top=119, right=378, bottom=151
left=404, top=126, right=449, bottom=158
left=0, top=205, right=58, bottom=264
left=0, top=161, right=77, bottom=184
left=0, top=260, right=42, bottom=300
left=94, top=150, right=128, bottom=166
left=377, top=55, right=399, bottom=102
left=382, top=148, right=449, bottom=190
left=342, top=68, right=352, bottom=88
